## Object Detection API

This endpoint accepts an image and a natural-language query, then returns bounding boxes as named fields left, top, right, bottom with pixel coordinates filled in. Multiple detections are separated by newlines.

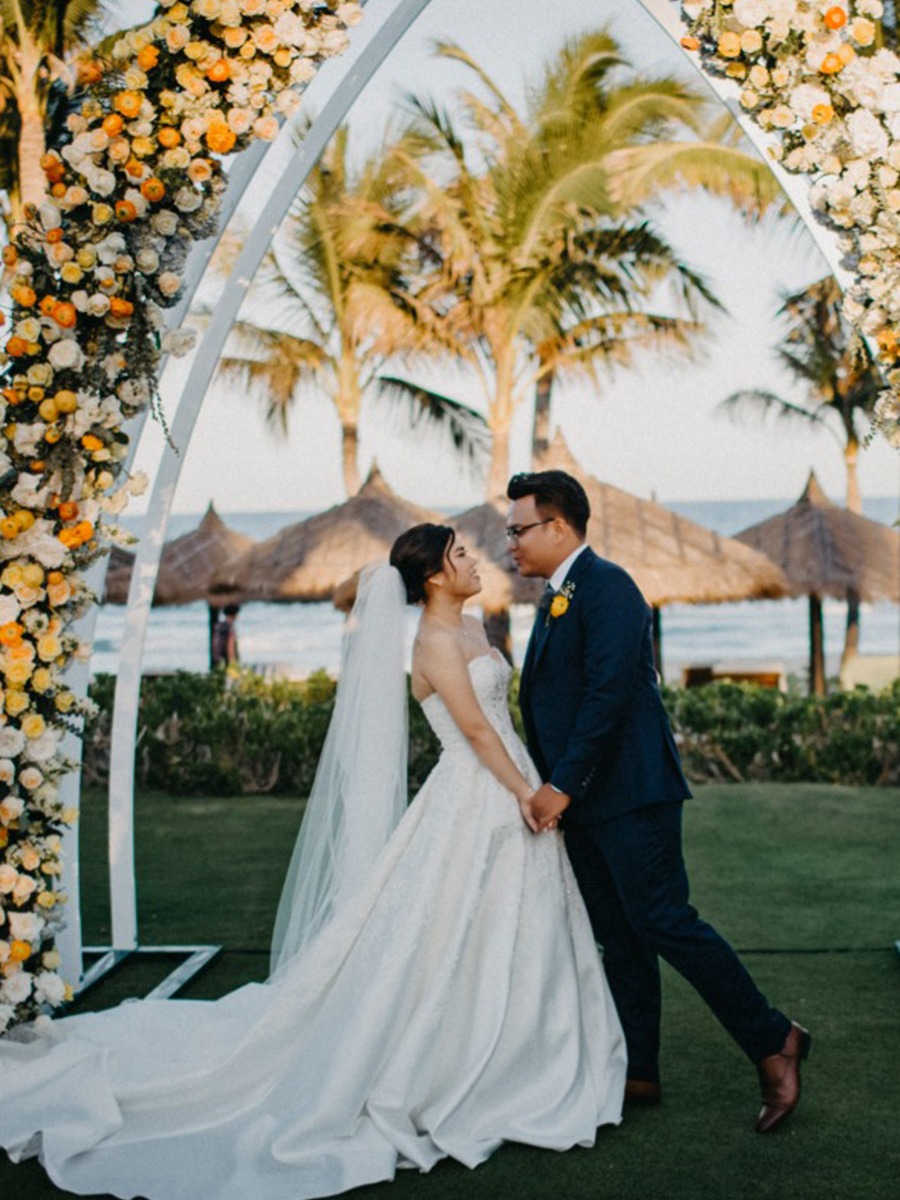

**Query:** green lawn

left=3, top=783, right=899, bottom=1200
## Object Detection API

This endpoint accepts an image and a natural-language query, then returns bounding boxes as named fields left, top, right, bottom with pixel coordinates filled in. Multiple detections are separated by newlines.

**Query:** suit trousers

left=563, top=801, right=791, bottom=1079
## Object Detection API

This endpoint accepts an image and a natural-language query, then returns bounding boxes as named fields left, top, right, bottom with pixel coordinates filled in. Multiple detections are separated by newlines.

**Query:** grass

left=2, top=782, right=899, bottom=1200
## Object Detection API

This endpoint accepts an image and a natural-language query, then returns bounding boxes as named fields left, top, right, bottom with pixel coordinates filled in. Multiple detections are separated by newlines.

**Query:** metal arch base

left=75, top=0, right=857, bottom=1002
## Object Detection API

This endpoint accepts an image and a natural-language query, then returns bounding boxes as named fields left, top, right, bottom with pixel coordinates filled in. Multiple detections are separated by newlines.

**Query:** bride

left=0, top=523, right=626, bottom=1200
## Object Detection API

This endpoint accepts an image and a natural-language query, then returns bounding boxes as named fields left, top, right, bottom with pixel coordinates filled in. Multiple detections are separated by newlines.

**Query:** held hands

left=520, top=783, right=571, bottom=834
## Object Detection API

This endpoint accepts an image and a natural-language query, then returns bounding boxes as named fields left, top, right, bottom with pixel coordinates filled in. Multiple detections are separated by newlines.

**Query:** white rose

left=14, top=522, right=68, bottom=571
left=788, top=83, right=831, bottom=121
left=173, top=187, right=203, bottom=213
left=157, top=271, right=182, bottom=297
left=48, top=338, right=86, bottom=371
left=34, top=971, right=66, bottom=1007
left=9, top=911, right=43, bottom=941
left=88, top=293, right=111, bottom=317
left=39, top=203, right=62, bottom=231
left=13, top=423, right=45, bottom=458
left=847, top=108, right=890, bottom=160
left=0, top=728, right=26, bottom=758
left=23, top=728, right=62, bottom=763
left=1, top=971, right=33, bottom=1005
left=0, top=1003, right=14, bottom=1034
left=0, top=791, right=23, bottom=819
left=90, top=168, right=118, bottom=197
left=0, top=593, right=21, bottom=624
left=733, top=0, right=769, bottom=28
left=13, top=874, right=38, bottom=904
left=19, top=766, right=43, bottom=790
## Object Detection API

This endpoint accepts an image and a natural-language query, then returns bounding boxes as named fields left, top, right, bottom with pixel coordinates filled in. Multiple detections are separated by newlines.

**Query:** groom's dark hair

left=507, top=470, right=590, bottom=537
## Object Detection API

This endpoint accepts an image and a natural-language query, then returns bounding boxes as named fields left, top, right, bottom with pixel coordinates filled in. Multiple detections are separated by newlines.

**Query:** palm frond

left=375, top=375, right=490, bottom=460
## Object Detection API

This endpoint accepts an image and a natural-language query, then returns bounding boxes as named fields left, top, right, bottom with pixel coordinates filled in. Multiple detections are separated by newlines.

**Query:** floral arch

left=0, top=0, right=897, bottom=1033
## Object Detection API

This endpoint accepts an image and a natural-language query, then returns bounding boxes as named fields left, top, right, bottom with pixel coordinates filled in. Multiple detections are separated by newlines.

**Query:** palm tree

left=402, top=32, right=721, bottom=496
left=0, top=1, right=109, bottom=231
left=215, top=126, right=488, bottom=497
left=720, top=275, right=884, bottom=669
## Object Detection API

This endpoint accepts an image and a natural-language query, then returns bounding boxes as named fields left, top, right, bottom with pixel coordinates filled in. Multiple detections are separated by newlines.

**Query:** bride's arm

left=417, top=633, right=539, bottom=831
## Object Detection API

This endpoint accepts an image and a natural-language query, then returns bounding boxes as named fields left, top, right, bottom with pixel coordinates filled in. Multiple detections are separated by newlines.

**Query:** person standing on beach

left=508, top=469, right=810, bottom=1133
left=211, top=604, right=240, bottom=668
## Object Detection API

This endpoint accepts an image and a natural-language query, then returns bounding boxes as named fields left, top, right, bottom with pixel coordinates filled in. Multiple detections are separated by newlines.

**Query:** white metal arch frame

left=70, top=0, right=854, bottom=993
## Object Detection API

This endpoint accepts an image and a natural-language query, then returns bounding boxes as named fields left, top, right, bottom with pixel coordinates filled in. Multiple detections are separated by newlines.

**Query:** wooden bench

left=682, top=660, right=787, bottom=692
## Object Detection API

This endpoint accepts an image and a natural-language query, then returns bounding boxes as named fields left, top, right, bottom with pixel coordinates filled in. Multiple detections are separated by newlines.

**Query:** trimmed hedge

left=84, top=671, right=900, bottom=797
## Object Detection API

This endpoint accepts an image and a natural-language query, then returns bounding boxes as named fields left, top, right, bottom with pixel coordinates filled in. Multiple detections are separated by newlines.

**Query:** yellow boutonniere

left=549, top=594, right=569, bottom=619
left=545, top=580, right=576, bottom=627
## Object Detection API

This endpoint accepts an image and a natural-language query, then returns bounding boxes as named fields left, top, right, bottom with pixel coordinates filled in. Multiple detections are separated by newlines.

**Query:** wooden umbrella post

left=809, top=592, right=826, bottom=696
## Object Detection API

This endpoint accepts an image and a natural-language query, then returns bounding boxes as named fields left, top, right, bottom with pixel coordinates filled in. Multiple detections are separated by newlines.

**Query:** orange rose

left=77, top=59, right=103, bottom=86
left=820, top=53, right=843, bottom=74
left=81, top=434, right=104, bottom=451
left=812, top=103, right=834, bottom=124
left=207, top=58, right=231, bottom=83
left=0, top=622, right=24, bottom=644
left=205, top=122, right=237, bottom=154
left=680, top=36, right=700, bottom=51
left=137, top=45, right=160, bottom=71
left=57, top=501, right=79, bottom=521
left=45, top=227, right=65, bottom=244
left=39, top=295, right=57, bottom=317
left=57, top=527, right=82, bottom=549
left=10, top=285, right=36, bottom=307
left=52, top=301, right=77, bottom=328
left=9, top=940, right=31, bottom=963
left=4, top=336, right=28, bottom=357
left=114, top=90, right=143, bottom=119
left=158, top=127, right=182, bottom=148
left=102, top=113, right=125, bottom=137
left=108, top=297, right=135, bottom=319
left=115, top=199, right=138, bottom=222
left=823, top=6, right=847, bottom=30
left=2, top=245, right=17, bottom=267
left=0, top=517, right=20, bottom=540
left=140, top=177, right=166, bottom=203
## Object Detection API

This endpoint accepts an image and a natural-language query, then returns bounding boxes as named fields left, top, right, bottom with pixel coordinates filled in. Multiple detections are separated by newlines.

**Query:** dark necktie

left=537, top=584, right=555, bottom=617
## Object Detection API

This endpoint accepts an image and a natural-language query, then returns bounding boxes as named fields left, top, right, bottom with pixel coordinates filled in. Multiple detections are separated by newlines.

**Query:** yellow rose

left=717, top=31, right=743, bottom=59
left=42, top=949, right=61, bottom=969
left=851, top=18, right=876, bottom=46
left=4, top=660, right=33, bottom=686
left=549, top=595, right=570, bottom=620
left=740, top=30, right=763, bottom=54
left=37, top=891, right=57, bottom=909
left=31, top=667, right=53, bottom=693
left=1, top=564, right=24, bottom=588
left=5, top=689, right=29, bottom=717
left=22, top=563, right=44, bottom=587
left=55, top=691, right=75, bottom=713
left=21, top=712, right=46, bottom=739
left=37, top=634, right=63, bottom=661
left=62, top=807, right=79, bottom=825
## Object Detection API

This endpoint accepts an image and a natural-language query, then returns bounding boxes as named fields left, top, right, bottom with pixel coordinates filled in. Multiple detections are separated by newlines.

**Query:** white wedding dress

left=0, top=652, right=626, bottom=1200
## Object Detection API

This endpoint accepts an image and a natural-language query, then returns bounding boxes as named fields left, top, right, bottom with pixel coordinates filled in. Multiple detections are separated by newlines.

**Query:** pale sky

left=115, top=0, right=900, bottom=513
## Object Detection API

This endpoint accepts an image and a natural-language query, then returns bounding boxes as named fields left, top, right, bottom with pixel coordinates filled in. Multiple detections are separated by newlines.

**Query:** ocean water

left=93, top=497, right=900, bottom=683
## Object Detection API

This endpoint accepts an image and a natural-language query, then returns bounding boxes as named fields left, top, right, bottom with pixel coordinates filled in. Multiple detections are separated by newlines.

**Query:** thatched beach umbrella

left=103, top=503, right=254, bottom=609
left=104, top=503, right=255, bottom=668
left=211, top=465, right=442, bottom=603
left=734, top=471, right=900, bottom=695
left=536, top=433, right=789, bottom=672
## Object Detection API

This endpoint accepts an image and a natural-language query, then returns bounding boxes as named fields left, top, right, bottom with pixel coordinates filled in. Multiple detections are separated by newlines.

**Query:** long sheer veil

left=269, top=563, right=409, bottom=976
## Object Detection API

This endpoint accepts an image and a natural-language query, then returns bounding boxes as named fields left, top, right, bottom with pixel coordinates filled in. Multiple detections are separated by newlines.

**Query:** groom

left=508, top=469, right=810, bottom=1133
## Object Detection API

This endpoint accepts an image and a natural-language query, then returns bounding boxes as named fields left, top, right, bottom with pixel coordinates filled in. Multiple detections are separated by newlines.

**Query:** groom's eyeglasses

left=505, top=518, right=554, bottom=543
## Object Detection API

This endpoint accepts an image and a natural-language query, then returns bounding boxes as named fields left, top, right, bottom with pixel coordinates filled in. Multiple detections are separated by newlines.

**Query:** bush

left=662, top=680, right=900, bottom=786
left=84, top=671, right=900, bottom=798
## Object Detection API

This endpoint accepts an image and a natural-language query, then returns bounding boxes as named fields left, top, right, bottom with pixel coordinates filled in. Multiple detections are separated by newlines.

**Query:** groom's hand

left=530, top=783, right=571, bottom=832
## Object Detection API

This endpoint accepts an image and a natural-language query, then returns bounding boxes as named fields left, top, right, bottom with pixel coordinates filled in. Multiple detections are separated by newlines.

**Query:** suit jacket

left=518, top=546, right=691, bottom=824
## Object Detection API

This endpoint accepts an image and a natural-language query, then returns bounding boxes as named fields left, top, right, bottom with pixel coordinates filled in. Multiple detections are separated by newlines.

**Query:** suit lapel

left=527, top=547, right=596, bottom=676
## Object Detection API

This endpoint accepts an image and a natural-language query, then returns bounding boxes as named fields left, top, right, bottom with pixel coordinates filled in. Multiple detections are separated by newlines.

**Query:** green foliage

left=662, top=680, right=900, bottom=786
left=85, top=671, right=900, bottom=799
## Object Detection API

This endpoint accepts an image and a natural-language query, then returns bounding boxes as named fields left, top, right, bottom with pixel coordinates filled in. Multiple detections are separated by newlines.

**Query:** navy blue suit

left=519, top=547, right=789, bottom=1078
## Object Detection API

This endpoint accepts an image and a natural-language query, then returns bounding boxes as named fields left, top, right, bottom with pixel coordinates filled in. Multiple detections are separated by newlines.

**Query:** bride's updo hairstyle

left=390, top=524, right=455, bottom=605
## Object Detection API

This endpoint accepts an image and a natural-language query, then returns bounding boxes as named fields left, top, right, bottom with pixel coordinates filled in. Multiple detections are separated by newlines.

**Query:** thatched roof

left=538, top=432, right=788, bottom=605
left=211, top=465, right=443, bottom=603
left=103, top=503, right=254, bottom=606
left=734, top=471, right=900, bottom=602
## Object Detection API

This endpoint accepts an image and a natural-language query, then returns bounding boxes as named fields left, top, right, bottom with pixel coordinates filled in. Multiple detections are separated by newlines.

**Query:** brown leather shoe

left=624, top=1079, right=662, bottom=1106
left=756, top=1021, right=811, bottom=1134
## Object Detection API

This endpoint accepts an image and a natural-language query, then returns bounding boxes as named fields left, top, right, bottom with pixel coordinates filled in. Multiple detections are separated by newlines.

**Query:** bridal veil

left=269, top=563, right=409, bottom=974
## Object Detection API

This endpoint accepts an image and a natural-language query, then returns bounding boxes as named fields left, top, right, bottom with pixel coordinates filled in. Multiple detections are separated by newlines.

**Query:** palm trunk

left=531, top=366, right=554, bottom=463
left=841, top=437, right=861, bottom=675
left=15, top=41, right=47, bottom=220
left=485, top=345, right=516, bottom=499
left=340, top=420, right=361, bottom=496
left=809, top=593, right=826, bottom=697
